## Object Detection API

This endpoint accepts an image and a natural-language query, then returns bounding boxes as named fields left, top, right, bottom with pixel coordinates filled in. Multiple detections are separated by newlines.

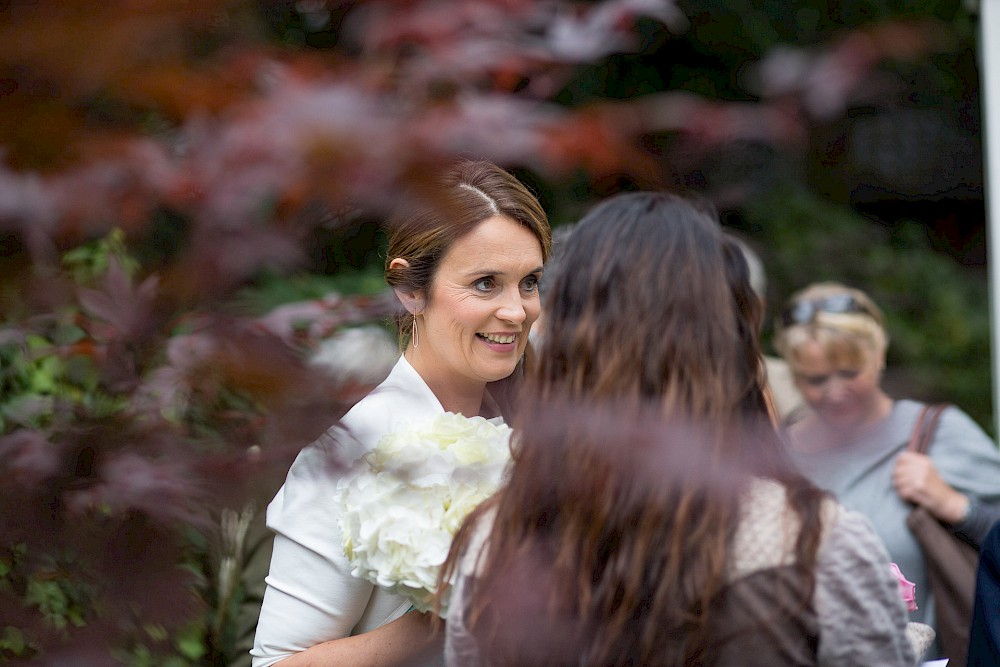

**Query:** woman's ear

left=389, top=257, right=426, bottom=314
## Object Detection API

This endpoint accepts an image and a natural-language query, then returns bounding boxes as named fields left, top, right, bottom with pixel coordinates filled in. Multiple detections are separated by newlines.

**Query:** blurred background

left=0, top=0, right=992, bottom=664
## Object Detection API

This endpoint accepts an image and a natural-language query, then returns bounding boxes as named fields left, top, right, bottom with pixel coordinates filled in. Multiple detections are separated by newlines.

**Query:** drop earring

left=411, top=317, right=419, bottom=348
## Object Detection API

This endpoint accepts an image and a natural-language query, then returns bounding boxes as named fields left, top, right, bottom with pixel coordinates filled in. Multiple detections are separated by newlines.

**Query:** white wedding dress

left=251, top=355, right=448, bottom=667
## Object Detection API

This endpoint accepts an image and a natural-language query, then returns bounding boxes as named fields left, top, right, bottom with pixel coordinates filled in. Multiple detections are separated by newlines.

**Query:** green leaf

left=0, top=626, right=25, bottom=654
left=28, top=356, right=62, bottom=394
left=144, top=624, right=169, bottom=642
left=175, top=624, right=207, bottom=661
left=66, top=606, right=86, bottom=628
left=122, top=643, right=154, bottom=667
left=62, top=229, right=140, bottom=285
left=25, top=579, right=69, bottom=628
left=24, top=335, right=50, bottom=351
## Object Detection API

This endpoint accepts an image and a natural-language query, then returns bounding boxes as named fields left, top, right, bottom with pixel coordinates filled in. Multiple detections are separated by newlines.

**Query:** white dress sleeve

left=251, top=356, right=443, bottom=666
left=813, top=508, right=917, bottom=666
left=250, top=430, right=411, bottom=667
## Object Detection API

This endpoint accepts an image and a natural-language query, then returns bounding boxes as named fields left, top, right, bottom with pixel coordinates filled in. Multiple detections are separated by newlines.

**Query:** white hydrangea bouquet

left=337, top=412, right=512, bottom=617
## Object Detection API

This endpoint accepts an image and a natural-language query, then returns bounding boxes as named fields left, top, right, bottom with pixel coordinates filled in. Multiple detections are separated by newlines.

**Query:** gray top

left=445, top=480, right=916, bottom=666
left=961, top=499, right=1000, bottom=546
left=788, top=399, right=1000, bottom=636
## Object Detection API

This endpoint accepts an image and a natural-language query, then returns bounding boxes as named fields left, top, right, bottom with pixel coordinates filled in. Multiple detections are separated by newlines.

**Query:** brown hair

left=441, top=192, right=825, bottom=665
left=383, top=160, right=551, bottom=347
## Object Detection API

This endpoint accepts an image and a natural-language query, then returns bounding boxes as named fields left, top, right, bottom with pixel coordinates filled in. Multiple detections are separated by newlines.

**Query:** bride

left=250, top=160, right=551, bottom=666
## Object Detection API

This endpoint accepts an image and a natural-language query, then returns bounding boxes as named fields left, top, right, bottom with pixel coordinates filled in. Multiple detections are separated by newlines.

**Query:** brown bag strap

left=907, top=403, right=949, bottom=455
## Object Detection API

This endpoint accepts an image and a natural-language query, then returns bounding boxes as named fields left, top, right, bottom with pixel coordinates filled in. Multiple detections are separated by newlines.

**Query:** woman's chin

left=479, top=361, right=520, bottom=383
left=817, top=409, right=864, bottom=430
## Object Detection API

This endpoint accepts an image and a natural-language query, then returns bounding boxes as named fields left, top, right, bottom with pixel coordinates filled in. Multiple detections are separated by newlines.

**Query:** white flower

left=338, top=412, right=512, bottom=616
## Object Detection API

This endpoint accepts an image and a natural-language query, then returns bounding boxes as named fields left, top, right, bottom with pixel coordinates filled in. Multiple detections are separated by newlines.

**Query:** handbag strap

left=907, top=403, right=950, bottom=455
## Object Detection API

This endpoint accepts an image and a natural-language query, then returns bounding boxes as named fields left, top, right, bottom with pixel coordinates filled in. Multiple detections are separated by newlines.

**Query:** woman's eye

left=837, top=369, right=861, bottom=380
left=521, top=275, right=539, bottom=293
left=473, top=277, right=496, bottom=292
left=801, top=375, right=829, bottom=387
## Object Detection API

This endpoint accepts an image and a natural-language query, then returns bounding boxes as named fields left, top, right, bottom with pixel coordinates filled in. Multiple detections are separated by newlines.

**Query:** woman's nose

left=822, top=376, right=849, bottom=400
left=496, top=288, right=527, bottom=324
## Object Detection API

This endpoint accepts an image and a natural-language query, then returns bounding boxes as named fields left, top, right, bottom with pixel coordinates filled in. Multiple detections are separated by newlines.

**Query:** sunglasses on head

left=780, top=294, right=874, bottom=327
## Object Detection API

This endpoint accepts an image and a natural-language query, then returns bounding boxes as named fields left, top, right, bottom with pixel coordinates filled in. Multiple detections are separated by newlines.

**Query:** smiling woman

left=250, top=160, right=551, bottom=667
left=391, top=215, right=544, bottom=418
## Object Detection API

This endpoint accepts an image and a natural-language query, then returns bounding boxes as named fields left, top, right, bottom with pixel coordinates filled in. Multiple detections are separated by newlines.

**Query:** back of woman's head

left=535, top=192, right=750, bottom=423
left=524, top=191, right=779, bottom=525
left=485, top=194, right=762, bottom=661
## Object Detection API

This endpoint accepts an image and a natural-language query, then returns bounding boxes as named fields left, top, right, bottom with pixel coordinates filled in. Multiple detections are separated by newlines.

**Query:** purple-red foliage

left=0, top=3, right=947, bottom=253
left=0, top=263, right=393, bottom=661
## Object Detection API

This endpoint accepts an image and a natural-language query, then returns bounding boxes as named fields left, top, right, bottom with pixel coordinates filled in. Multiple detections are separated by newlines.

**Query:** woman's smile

left=477, top=332, right=519, bottom=348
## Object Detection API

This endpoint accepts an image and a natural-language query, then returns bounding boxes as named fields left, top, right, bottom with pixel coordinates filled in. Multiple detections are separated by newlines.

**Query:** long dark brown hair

left=440, top=192, right=826, bottom=666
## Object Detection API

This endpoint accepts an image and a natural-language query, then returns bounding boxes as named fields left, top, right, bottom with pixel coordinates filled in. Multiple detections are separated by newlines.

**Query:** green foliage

left=0, top=230, right=142, bottom=434
left=232, top=267, right=386, bottom=317
left=116, top=621, right=209, bottom=666
left=0, top=544, right=92, bottom=661
left=0, top=547, right=37, bottom=661
left=62, top=228, right=140, bottom=286
left=742, top=187, right=993, bottom=433
left=0, top=329, right=117, bottom=435
left=24, top=577, right=89, bottom=629
left=177, top=624, right=209, bottom=662
left=0, top=626, right=28, bottom=659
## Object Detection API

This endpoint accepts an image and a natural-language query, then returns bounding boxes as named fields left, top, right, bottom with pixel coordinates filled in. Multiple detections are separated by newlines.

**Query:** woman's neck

left=405, top=349, right=486, bottom=418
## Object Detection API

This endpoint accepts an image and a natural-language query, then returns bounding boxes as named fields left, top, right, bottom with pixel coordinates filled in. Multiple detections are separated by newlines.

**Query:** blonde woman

left=774, top=281, right=1000, bottom=657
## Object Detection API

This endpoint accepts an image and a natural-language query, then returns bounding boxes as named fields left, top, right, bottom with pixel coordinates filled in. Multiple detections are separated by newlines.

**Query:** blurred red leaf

left=0, top=430, right=62, bottom=488
left=64, top=452, right=207, bottom=526
left=77, top=259, right=160, bottom=341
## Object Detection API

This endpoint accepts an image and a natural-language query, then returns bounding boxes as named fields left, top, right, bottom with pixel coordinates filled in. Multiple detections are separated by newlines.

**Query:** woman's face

left=791, top=338, right=884, bottom=430
left=412, top=214, right=543, bottom=392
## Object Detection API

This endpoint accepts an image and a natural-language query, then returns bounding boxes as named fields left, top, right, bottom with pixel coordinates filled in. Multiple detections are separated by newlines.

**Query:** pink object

left=890, top=562, right=918, bottom=611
